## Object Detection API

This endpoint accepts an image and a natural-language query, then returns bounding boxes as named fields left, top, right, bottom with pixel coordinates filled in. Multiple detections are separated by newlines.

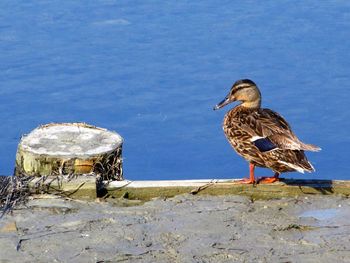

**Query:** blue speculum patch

left=253, top=138, right=277, bottom=152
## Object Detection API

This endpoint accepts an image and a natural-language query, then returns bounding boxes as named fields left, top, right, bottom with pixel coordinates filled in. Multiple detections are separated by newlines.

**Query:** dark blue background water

left=0, top=1, right=349, bottom=180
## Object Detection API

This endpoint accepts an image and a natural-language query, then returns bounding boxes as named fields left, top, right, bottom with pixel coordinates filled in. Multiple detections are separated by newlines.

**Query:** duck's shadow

left=279, top=178, right=335, bottom=195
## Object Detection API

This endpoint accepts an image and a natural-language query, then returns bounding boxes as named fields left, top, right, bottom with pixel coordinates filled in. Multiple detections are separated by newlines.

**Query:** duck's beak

left=213, top=96, right=232, bottom=110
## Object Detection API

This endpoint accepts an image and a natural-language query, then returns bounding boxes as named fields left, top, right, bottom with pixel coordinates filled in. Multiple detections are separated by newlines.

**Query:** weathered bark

left=15, top=123, right=123, bottom=180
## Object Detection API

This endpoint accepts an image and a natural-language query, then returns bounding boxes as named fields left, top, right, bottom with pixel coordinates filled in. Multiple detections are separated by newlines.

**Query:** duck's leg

left=258, top=172, right=280, bottom=184
left=234, top=163, right=255, bottom=184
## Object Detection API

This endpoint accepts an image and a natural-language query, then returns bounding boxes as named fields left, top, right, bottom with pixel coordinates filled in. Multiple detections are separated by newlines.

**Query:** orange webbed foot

left=233, top=178, right=255, bottom=184
left=257, top=176, right=279, bottom=184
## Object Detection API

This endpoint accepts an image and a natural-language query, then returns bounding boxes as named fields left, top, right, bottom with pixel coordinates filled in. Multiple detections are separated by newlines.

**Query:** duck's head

left=214, top=79, right=261, bottom=110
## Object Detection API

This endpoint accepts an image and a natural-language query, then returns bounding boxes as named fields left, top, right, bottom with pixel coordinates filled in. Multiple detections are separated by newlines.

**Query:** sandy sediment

left=0, top=194, right=349, bottom=263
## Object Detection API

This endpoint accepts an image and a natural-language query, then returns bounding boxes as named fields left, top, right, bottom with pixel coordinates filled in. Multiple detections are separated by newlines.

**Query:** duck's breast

left=222, top=108, right=266, bottom=166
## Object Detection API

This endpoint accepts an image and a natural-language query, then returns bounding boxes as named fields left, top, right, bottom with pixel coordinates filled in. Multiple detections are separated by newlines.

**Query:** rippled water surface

left=0, top=1, right=349, bottom=180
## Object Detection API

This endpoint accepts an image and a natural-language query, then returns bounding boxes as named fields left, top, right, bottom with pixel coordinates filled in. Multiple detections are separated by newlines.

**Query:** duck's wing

left=243, top=109, right=321, bottom=152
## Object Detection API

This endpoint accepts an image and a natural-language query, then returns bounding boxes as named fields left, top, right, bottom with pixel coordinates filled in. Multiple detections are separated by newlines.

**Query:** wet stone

left=0, top=194, right=349, bottom=262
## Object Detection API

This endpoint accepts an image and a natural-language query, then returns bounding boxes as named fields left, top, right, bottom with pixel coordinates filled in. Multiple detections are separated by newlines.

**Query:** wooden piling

left=15, top=123, right=123, bottom=181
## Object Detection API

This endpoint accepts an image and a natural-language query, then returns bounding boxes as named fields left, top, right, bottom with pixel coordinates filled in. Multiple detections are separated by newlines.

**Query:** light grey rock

left=0, top=194, right=349, bottom=263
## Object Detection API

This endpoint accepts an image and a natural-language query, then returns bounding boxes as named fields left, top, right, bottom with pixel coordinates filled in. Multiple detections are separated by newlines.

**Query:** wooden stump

left=15, top=123, right=123, bottom=180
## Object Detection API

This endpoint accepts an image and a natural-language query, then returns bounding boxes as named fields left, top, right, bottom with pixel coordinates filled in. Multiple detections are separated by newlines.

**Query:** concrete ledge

left=105, top=179, right=350, bottom=200
left=3, top=176, right=350, bottom=201
left=28, top=176, right=97, bottom=199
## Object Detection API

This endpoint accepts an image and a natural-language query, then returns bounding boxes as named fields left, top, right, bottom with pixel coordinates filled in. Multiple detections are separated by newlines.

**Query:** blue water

left=0, top=1, right=349, bottom=180
left=300, top=208, right=339, bottom=221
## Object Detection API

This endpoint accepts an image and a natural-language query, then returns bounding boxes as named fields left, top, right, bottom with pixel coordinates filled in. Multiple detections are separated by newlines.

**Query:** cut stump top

left=19, top=123, right=123, bottom=158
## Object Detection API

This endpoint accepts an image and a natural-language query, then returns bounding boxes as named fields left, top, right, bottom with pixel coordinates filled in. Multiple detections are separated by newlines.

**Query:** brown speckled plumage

left=214, top=79, right=320, bottom=181
left=223, top=106, right=314, bottom=173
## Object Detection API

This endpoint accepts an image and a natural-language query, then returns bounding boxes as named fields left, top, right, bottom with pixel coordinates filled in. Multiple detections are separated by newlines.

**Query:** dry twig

left=0, top=175, right=32, bottom=219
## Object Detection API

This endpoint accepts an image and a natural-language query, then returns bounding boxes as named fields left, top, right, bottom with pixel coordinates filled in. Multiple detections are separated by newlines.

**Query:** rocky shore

left=1, top=194, right=349, bottom=262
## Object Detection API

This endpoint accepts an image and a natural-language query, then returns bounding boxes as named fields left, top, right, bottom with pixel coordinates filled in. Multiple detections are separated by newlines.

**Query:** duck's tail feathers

left=279, top=160, right=315, bottom=174
left=300, top=143, right=321, bottom=152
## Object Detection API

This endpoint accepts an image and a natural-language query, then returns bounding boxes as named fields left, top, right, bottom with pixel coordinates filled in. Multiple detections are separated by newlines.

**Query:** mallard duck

left=214, top=79, right=321, bottom=184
